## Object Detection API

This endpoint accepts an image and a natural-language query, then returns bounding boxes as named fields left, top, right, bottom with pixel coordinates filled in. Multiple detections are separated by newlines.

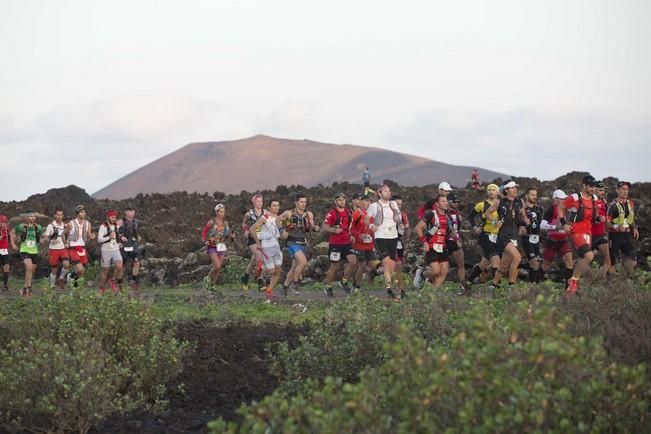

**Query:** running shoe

left=323, top=286, right=334, bottom=298
left=413, top=267, right=424, bottom=289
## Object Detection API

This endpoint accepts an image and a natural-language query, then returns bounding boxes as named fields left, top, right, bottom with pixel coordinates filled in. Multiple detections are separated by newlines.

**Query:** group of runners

left=0, top=205, right=142, bottom=296
left=202, top=174, right=639, bottom=300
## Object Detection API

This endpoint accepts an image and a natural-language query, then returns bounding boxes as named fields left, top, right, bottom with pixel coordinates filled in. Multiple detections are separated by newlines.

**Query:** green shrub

left=0, top=292, right=190, bottom=434
left=269, top=291, right=465, bottom=396
left=218, top=255, right=249, bottom=286
left=211, top=295, right=650, bottom=433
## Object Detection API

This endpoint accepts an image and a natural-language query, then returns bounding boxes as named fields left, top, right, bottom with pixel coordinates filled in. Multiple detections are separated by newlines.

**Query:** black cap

left=351, top=193, right=362, bottom=200
left=448, top=192, right=459, bottom=202
left=334, top=192, right=346, bottom=200
left=594, top=180, right=605, bottom=189
left=617, top=181, right=631, bottom=189
left=360, top=194, right=371, bottom=201
left=125, top=204, right=136, bottom=211
left=75, top=205, right=86, bottom=214
left=582, top=175, right=596, bottom=186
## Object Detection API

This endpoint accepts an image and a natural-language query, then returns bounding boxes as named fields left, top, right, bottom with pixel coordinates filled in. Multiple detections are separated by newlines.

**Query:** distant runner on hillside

left=471, top=168, right=481, bottom=189
left=362, top=167, right=375, bottom=196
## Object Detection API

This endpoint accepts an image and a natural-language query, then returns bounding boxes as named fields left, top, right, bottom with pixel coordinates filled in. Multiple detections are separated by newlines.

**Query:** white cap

left=438, top=181, right=452, bottom=192
left=552, top=189, right=568, bottom=200
left=503, top=181, right=518, bottom=189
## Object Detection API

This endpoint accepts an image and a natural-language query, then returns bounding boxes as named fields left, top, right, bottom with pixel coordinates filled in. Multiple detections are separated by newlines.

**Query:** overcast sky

left=1, top=0, right=649, bottom=201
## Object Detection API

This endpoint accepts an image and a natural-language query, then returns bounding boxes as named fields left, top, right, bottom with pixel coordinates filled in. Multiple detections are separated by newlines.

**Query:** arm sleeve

left=97, top=225, right=109, bottom=243
left=201, top=222, right=211, bottom=242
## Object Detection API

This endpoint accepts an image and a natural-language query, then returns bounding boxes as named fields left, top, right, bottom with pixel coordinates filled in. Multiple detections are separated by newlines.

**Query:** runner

left=446, top=192, right=469, bottom=294
left=201, top=204, right=234, bottom=289
left=0, top=215, right=11, bottom=291
left=467, top=184, right=501, bottom=284
left=241, top=194, right=265, bottom=291
left=414, top=195, right=455, bottom=288
left=417, top=182, right=453, bottom=220
left=350, top=194, right=378, bottom=292
left=558, top=175, right=599, bottom=295
left=592, top=181, right=611, bottom=278
left=66, top=205, right=95, bottom=288
left=323, top=193, right=357, bottom=297
left=367, top=184, right=401, bottom=299
left=362, top=167, right=374, bottom=196
left=250, top=199, right=283, bottom=302
left=119, top=205, right=142, bottom=289
left=471, top=168, right=481, bottom=190
left=280, top=193, right=319, bottom=294
left=490, top=181, right=525, bottom=290
left=540, top=189, right=574, bottom=282
left=97, top=210, right=124, bottom=294
left=438, top=181, right=453, bottom=197
left=43, top=208, right=70, bottom=290
left=606, top=181, right=639, bottom=276
left=10, top=210, right=44, bottom=297
left=392, top=195, right=410, bottom=298
left=521, top=187, right=544, bottom=282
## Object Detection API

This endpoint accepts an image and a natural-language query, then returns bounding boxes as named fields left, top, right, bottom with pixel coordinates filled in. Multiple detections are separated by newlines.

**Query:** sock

left=491, top=267, right=498, bottom=278
left=2, top=272, right=8, bottom=286
left=49, top=273, right=57, bottom=288
left=469, top=264, right=482, bottom=281
left=59, top=268, right=68, bottom=279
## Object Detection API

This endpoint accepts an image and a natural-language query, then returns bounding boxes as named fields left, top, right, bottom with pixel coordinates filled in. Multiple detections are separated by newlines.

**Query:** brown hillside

left=93, top=135, right=507, bottom=199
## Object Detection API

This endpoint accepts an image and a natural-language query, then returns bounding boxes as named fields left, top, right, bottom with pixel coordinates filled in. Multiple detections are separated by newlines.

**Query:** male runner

left=323, top=193, right=357, bottom=297
left=467, top=184, right=501, bottom=283
left=414, top=195, right=454, bottom=288
left=350, top=194, right=377, bottom=292
left=367, top=184, right=401, bottom=298
left=592, top=181, right=611, bottom=277
left=490, top=181, right=525, bottom=289
left=66, top=205, right=95, bottom=288
left=97, top=210, right=124, bottom=294
left=250, top=199, right=283, bottom=301
left=11, top=210, right=44, bottom=296
left=540, top=190, right=574, bottom=282
left=0, top=215, right=11, bottom=291
left=393, top=195, right=410, bottom=298
left=607, top=181, right=639, bottom=275
left=241, top=194, right=265, bottom=291
left=521, top=187, right=544, bottom=282
left=119, top=205, right=142, bottom=289
left=43, top=208, right=70, bottom=289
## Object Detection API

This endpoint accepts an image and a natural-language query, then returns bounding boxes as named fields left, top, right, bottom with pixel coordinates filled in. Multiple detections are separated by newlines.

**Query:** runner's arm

left=250, top=216, right=266, bottom=244
left=9, top=228, right=17, bottom=250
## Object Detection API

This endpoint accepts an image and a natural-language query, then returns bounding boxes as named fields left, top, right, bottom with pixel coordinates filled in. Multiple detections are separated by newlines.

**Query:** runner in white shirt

left=43, top=208, right=70, bottom=289
left=97, top=209, right=124, bottom=294
left=251, top=199, right=284, bottom=302
left=367, top=184, right=402, bottom=299
left=66, top=205, right=95, bottom=288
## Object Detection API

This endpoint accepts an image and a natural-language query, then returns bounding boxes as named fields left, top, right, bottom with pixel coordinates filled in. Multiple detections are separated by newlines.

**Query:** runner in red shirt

left=414, top=195, right=454, bottom=287
left=540, top=190, right=574, bottom=282
left=558, top=175, right=598, bottom=294
left=323, top=193, right=357, bottom=297
left=350, top=194, right=377, bottom=292
left=0, top=215, right=10, bottom=291
left=592, top=181, right=611, bottom=277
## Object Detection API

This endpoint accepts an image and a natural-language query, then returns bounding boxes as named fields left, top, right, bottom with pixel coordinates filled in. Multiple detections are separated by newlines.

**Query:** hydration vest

left=610, top=200, right=635, bottom=227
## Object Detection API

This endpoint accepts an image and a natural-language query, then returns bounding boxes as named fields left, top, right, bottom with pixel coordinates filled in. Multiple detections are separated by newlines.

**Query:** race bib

left=329, top=251, right=341, bottom=261
left=77, top=249, right=86, bottom=257
left=0, top=249, right=7, bottom=255
left=396, top=240, right=403, bottom=249
left=26, top=240, right=36, bottom=248
left=216, top=243, right=227, bottom=252
left=528, top=235, right=540, bottom=244
left=427, top=226, right=439, bottom=236
left=361, top=234, right=372, bottom=244
left=123, top=246, right=134, bottom=252
left=510, top=239, right=519, bottom=247
left=488, top=234, right=498, bottom=243
left=433, top=243, right=444, bottom=253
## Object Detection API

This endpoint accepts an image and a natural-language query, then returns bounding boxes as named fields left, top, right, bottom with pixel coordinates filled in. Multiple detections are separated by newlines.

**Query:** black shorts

left=0, top=253, right=9, bottom=266
left=247, top=236, right=257, bottom=247
left=521, top=236, right=541, bottom=260
left=592, top=235, right=609, bottom=249
left=328, top=244, right=354, bottom=263
left=20, top=252, right=38, bottom=263
left=355, top=249, right=377, bottom=263
left=609, top=232, right=635, bottom=263
left=121, top=249, right=142, bottom=262
left=496, top=237, right=519, bottom=257
left=446, top=239, right=461, bottom=253
left=426, top=248, right=449, bottom=264
left=375, top=238, right=398, bottom=261
left=478, top=232, right=499, bottom=259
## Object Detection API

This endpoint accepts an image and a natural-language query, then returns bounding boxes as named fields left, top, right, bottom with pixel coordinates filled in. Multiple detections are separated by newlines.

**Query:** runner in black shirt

left=521, top=187, right=544, bottom=282
left=490, top=181, right=526, bottom=289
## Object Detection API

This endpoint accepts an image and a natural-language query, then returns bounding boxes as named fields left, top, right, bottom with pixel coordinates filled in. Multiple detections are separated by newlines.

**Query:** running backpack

left=331, top=208, right=353, bottom=230
left=568, top=193, right=598, bottom=224
left=20, top=225, right=42, bottom=244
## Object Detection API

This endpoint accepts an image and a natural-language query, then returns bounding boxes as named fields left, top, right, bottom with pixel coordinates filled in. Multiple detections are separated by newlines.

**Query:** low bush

left=0, top=292, right=190, bottom=434
left=268, top=291, right=462, bottom=396
left=211, top=295, right=650, bottom=433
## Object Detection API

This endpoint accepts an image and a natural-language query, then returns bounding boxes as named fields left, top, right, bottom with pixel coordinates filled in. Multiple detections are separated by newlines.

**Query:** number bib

left=528, top=235, right=540, bottom=244
left=25, top=240, right=36, bottom=248
left=488, top=233, right=498, bottom=243
left=433, top=243, right=444, bottom=253
left=77, top=249, right=86, bottom=257
left=0, top=249, right=7, bottom=255
left=329, top=251, right=341, bottom=261
left=361, top=234, right=373, bottom=244
left=396, top=240, right=403, bottom=249
left=123, top=246, right=134, bottom=252
left=216, top=243, right=227, bottom=252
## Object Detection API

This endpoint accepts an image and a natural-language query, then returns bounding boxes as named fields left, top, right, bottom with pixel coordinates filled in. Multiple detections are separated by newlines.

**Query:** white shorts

left=262, top=245, right=283, bottom=270
left=101, top=249, right=123, bottom=268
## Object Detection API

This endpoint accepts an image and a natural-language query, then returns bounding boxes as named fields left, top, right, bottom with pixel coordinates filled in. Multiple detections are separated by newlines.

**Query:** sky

left=1, top=0, right=650, bottom=201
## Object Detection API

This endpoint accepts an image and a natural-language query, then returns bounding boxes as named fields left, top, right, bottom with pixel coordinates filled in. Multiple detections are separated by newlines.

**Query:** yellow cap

left=486, top=184, right=499, bottom=192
